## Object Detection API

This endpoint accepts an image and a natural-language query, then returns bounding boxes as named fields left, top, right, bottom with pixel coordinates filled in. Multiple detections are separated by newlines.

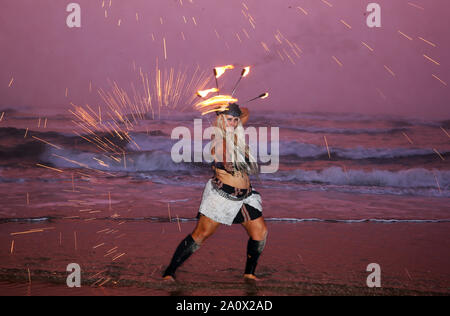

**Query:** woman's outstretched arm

left=240, top=107, right=249, bottom=125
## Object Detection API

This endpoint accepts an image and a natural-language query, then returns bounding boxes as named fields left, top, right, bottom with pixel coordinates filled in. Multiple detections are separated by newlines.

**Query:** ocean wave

left=0, top=217, right=51, bottom=224
left=39, top=147, right=194, bottom=172
left=128, top=132, right=447, bottom=161
left=276, top=140, right=448, bottom=160
left=249, top=111, right=446, bottom=127
left=2, top=126, right=448, bottom=163
left=37, top=137, right=449, bottom=176
left=126, top=133, right=177, bottom=152
left=1, top=215, right=447, bottom=224
left=134, top=166, right=450, bottom=198
left=279, top=125, right=408, bottom=135
left=265, top=217, right=450, bottom=224
left=0, top=141, right=47, bottom=163
left=0, top=177, right=26, bottom=184
left=260, top=167, right=450, bottom=190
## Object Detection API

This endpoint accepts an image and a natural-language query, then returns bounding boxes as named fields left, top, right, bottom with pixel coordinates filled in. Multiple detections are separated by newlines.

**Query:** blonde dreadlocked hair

left=212, top=114, right=259, bottom=176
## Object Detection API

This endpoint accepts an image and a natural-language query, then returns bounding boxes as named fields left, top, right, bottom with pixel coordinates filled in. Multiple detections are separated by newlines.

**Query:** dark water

left=0, top=109, right=449, bottom=295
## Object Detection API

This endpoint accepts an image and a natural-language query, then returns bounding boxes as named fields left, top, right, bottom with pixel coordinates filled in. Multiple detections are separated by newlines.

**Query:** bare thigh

left=241, top=216, right=268, bottom=241
left=191, top=214, right=221, bottom=244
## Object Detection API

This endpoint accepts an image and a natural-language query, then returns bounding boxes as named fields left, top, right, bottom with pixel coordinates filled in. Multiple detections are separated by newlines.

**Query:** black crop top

left=212, top=161, right=228, bottom=171
left=211, top=155, right=251, bottom=173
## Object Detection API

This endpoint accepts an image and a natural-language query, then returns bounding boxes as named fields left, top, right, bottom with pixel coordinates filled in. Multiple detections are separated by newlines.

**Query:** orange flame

left=242, top=66, right=251, bottom=77
left=260, top=92, right=269, bottom=99
left=214, top=65, right=234, bottom=78
left=201, top=107, right=228, bottom=116
left=195, top=95, right=238, bottom=108
left=197, top=88, right=219, bottom=98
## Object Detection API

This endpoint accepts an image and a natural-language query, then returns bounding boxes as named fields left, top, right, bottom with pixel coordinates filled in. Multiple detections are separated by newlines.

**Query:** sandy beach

left=1, top=218, right=449, bottom=296
left=0, top=164, right=449, bottom=296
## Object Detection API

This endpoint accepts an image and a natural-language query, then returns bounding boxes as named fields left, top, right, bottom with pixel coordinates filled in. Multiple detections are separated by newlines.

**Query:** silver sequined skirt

left=198, top=179, right=263, bottom=226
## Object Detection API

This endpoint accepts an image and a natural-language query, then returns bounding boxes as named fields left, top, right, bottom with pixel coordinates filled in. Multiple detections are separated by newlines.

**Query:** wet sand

left=0, top=216, right=448, bottom=296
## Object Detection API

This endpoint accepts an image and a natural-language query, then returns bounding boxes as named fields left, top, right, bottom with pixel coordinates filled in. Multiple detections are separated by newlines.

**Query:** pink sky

left=1, top=0, right=449, bottom=119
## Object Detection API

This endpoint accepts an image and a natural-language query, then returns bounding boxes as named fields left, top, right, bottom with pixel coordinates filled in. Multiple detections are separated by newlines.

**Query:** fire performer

left=162, top=102, right=267, bottom=281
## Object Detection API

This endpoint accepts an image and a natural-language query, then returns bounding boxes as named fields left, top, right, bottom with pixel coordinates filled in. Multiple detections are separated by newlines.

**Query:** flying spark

left=434, top=174, right=442, bottom=194
left=321, top=0, right=333, bottom=7
left=384, top=65, right=396, bottom=77
left=405, top=268, right=413, bottom=280
left=324, top=136, right=331, bottom=159
left=423, top=54, right=440, bottom=66
left=376, top=88, right=386, bottom=100
left=340, top=20, right=352, bottom=29
left=32, top=136, right=62, bottom=150
left=36, top=163, right=64, bottom=173
left=398, top=30, right=413, bottom=41
left=407, top=2, right=425, bottom=10
left=163, top=37, right=167, bottom=60
left=432, top=74, right=447, bottom=86
left=297, top=7, right=308, bottom=15
left=440, top=127, right=450, bottom=138
left=98, top=278, right=111, bottom=287
left=112, top=253, right=126, bottom=261
left=402, top=132, right=414, bottom=144
left=361, top=41, right=374, bottom=51
left=418, top=37, right=436, bottom=47
left=332, top=56, right=343, bottom=67
left=261, top=42, right=270, bottom=53
left=176, top=215, right=181, bottom=232
left=433, top=148, right=445, bottom=161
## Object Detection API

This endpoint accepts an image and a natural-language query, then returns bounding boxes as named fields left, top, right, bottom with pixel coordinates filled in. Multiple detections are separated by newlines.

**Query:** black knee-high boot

left=244, top=236, right=267, bottom=275
left=162, top=234, right=201, bottom=278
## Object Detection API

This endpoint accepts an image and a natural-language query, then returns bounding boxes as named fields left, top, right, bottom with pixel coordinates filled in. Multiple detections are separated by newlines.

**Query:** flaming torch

left=214, top=65, right=235, bottom=79
left=197, top=88, right=219, bottom=98
left=213, top=65, right=234, bottom=94
left=245, top=92, right=269, bottom=103
left=231, top=66, right=251, bottom=97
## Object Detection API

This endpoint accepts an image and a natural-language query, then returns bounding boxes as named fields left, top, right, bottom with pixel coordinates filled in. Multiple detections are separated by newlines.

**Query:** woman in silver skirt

left=162, top=103, right=268, bottom=281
